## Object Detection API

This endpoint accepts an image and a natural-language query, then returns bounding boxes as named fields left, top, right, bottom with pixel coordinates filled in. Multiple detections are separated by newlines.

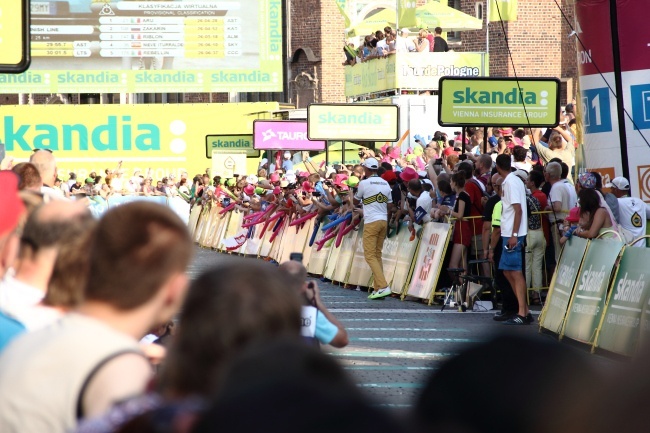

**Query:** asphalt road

left=188, top=246, right=618, bottom=410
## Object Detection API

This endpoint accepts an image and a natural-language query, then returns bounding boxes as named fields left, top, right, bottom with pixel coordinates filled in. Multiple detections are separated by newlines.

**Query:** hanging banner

left=307, top=104, right=400, bottom=141
left=253, top=120, right=326, bottom=151
left=344, top=53, right=488, bottom=97
left=489, top=0, right=518, bottom=22
left=405, top=222, right=451, bottom=300
left=563, top=239, right=624, bottom=343
left=539, top=236, right=589, bottom=334
left=347, top=224, right=373, bottom=287
left=595, top=246, right=650, bottom=356
left=397, top=0, right=417, bottom=28
left=438, top=77, right=561, bottom=127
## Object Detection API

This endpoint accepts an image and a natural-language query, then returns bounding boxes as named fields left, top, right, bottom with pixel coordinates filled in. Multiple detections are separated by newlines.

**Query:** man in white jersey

left=545, top=162, right=577, bottom=261
left=607, top=177, right=650, bottom=247
left=354, top=158, right=394, bottom=300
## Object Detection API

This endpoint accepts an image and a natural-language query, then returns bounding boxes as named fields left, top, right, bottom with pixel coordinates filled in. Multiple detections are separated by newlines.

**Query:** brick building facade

left=459, top=0, right=578, bottom=104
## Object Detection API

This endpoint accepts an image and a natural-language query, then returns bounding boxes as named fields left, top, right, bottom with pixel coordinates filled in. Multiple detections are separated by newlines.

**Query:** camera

left=434, top=158, right=443, bottom=165
left=459, top=154, right=468, bottom=161
left=290, top=252, right=303, bottom=262
left=312, top=191, right=322, bottom=197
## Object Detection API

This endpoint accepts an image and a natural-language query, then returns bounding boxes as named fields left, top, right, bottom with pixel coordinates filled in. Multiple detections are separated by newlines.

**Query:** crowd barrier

left=88, top=195, right=191, bottom=224
left=189, top=202, right=454, bottom=304
left=539, top=235, right=650, bottom=357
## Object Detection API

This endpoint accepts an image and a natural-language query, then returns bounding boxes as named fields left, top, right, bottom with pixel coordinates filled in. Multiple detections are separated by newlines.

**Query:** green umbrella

left=348, top=9, right=396, bottom=37
left=416, top=1, right=482, bottom=32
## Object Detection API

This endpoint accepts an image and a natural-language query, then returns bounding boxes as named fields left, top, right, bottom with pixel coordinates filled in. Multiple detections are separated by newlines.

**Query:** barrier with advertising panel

left=380, top=227, right=401, bottom=290
left=344, top=52, right=488, bottom=97
left=306, top=220, right=333, bottom=275
left=332, top=230, right=359, bottom=283
left=391, top=225, right=421, bottom=295
left=594, top=246, right=650, bottom=356
left=347, top=224, right=373, bottom=288
left=539, top=237, right=589, bottom=334
left=562, top=239, right=624, bottom=343
left=405, top=222, right=453, bottom=302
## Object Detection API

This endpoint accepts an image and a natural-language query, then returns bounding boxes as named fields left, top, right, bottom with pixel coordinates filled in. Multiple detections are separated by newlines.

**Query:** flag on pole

left=398, top=0, right=418, bottom=28
left=335, top=0, right=351, bottom=29
left=489, top=0, right=518, bottom=22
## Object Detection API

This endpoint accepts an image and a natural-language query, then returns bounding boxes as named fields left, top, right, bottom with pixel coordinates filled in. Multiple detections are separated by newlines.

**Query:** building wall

left=290, top=0, right=345, bottom=105
left=460, top=0, right=577, bottom=103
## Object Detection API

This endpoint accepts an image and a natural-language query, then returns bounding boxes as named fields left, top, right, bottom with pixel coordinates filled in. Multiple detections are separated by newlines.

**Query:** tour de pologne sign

left=438, top=77, right=561, bottom=127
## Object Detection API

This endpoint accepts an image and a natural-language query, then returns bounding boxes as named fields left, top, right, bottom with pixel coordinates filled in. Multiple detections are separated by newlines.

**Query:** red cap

left=381, top=170, right=397, bottom=182
left=272, top=186, right=281, bottom=195
left=399, top=167, right=419, bottom=182
left=302, top=181, right=314, bottom=193
left=565, top=207, right=580, bottom=223
left=0, top=171, right=25, bottom=237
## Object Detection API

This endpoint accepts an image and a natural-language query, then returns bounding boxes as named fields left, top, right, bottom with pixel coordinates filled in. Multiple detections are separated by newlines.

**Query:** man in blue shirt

left=282, top=151, right=294, bottom=172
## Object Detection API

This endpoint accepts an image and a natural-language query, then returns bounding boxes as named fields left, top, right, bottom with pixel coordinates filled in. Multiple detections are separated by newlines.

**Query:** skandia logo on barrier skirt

left=136, top=71, right=197, bottom=83
left=57, top=72, right=121, bottom=84
left=0, top=72, right=43, bottom=84
left=3, top=116, right=160, bottom=151
left=401, top=65, right=480, bottom=77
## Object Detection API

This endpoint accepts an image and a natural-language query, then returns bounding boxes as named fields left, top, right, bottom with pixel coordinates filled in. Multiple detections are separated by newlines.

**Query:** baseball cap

left=243, top=184, right=255, bottom=196
left=284, top=151, right=291, bottom=158
left=302, top=181, right=314, bottom=193
left=401, top=28, right=409, bottom=34
left=344, top=176, right=360, bottom=188
left=246, top=175, right=259, bottom=185
left=400, top=167, right=419, bottom=182
left=362, top=157, right=379, bottom=169
left=499, top=128, right=514, bottom=136
left=0, top=171, right=26, bottom=237
left=577, top=172, right=597, bottom=189
left=566, top=207, right=580, bottom=223
left=270, top=173, right=281, bottom=183
left=605, top=176, right=630, bottom=190
left=85, top=177, right=94, bottom=184
left=381, top=170, right=397, bottom=182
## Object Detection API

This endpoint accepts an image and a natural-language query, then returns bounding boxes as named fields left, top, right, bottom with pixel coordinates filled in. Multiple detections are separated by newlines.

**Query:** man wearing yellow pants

left=354, top=158, right=394, bottom=300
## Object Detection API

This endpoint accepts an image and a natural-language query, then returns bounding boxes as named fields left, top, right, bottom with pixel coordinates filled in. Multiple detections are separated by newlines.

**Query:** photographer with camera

left=279, top=260, right=348, bottom=348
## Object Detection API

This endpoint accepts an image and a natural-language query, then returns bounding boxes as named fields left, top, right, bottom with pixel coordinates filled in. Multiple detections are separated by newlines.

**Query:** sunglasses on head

left=32, top=148, right=53, bottom=153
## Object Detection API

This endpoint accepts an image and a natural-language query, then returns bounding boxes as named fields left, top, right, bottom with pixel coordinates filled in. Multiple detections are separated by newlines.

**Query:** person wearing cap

left=353, top=158, right=394, bottom=300
left=395, top=28, right=416, bottom=52
left=0, top=171, right=27, bottom=351
left=282, top=151, right=294, bottom=172
left=608, top=177, right=650, bottom=247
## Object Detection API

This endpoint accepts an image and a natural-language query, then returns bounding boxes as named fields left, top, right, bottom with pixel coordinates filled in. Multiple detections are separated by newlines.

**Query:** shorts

left=499, top=236, right=525, bottom=271
left=453, top=220, right=472, bottom=247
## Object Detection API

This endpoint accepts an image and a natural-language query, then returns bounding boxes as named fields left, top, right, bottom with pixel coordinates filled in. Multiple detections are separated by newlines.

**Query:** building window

left=475, top=2, right=483, bottom=20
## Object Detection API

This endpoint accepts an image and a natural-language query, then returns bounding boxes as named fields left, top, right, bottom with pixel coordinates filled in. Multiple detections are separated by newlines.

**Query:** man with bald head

left=0, top=200, right=92, bottom=330
left=30, top=150, right=60, bottom=199
left=279, top=260, right=348, bottom=348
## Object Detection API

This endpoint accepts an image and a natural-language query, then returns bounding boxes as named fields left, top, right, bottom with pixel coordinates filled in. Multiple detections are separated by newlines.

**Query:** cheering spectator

left=0, top=202, right=192, bottom=432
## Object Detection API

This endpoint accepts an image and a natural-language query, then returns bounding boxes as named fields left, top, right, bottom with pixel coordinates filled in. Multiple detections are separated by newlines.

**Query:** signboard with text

left=563, top=239, right=624, bottom=343
left=0, top=0, right=30, bottom=72
left=0, top=0, right=282, bottom=92
left=253, top=120, right=326, bottom=150
left=595, top=246, right=650, bottom=357
left=307, top=103, right=399, bottom=141
left=438, top=77, right=561, bottom=127
left=539, top=236, right=589, bottom=334
left=344, top=52, right=488, bottom=97
left=211, top=151, right=247, bottom=178
left=205, top=134, right=258, bottom=158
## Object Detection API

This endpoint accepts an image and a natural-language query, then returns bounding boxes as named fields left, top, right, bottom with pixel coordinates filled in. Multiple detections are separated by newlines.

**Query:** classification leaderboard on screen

left=30, top=1, right=242, bottom=59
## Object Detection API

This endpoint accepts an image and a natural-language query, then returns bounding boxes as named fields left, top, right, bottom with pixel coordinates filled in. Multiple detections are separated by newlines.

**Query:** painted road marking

left=346, top=327, right=469, bottom=332
left=358, top=383, right=424, bottom=389
left=327, top=350, right=455, bottom=360
left=344, top=366, right=435, bottom=371
left=351, top=337, right=480, bottom=343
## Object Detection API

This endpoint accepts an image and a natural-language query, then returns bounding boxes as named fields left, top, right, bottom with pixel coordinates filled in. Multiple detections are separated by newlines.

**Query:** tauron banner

left=595, top=246, right=650, bottom=357
left=562, top=239, right=624, bottom=343
left=576, top=0, right=650, bottom=199
left=0, top=0, right=282, bottom=93
left=539, top=236, right=589, bottom=334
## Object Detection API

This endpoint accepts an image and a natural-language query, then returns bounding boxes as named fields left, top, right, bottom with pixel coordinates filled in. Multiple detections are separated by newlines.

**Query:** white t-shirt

left=0, top=276, right=60, bottom=330
left=617, top=196, right=649, bottom=247
left=355, top=175, right=392, bottom=224
left=415, top=190, right=433, bottom=224
left=501, top=173, right=528, bottom=237
left=548, top=180, right=577, bottom=223
left=376, top=39, right=388, bottom=52
left=394, top=36, right=415, bottom=52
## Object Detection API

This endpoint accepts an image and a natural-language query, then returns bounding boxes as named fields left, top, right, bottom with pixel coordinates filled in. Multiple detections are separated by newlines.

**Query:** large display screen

left=0, top=0, right=283, bottom=93
left=0, top=0, right=30, bottom=72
